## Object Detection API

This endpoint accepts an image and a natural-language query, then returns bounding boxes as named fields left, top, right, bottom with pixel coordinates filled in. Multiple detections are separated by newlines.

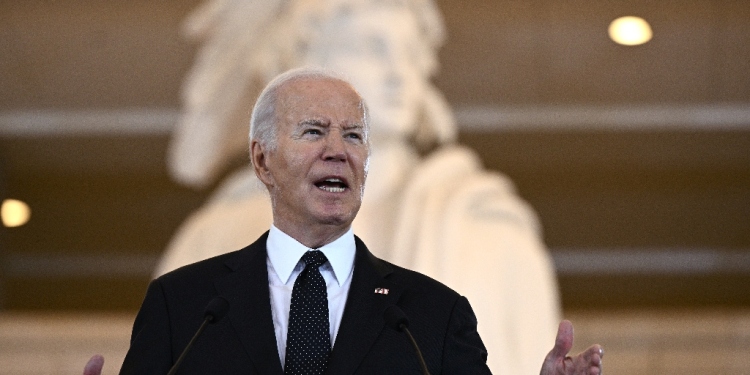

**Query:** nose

left=322, top=130, right=347, bottom=162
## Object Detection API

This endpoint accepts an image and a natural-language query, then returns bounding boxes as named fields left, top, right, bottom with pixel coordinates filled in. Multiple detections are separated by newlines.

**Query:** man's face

left=254, top=77, right=369, bottom=233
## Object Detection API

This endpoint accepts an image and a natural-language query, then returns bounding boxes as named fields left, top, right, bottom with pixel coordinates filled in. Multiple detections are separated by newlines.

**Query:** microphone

left=383, top=305, right=431, bottom=375
left=167, top=297, right=230, bottom=375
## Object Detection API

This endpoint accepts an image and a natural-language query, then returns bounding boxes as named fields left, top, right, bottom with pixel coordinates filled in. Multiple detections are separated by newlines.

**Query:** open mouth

left=314, top=178, right=348, bottom=193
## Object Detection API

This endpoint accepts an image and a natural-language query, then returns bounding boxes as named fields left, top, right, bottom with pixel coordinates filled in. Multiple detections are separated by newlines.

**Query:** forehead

left=276, top=77, right=365, bottom=124
left=335, top=6, right=420, bottom=46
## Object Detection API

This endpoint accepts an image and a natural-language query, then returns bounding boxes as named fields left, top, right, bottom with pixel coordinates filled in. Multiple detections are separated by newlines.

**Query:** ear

left=251, top=140, right=274, bottom=187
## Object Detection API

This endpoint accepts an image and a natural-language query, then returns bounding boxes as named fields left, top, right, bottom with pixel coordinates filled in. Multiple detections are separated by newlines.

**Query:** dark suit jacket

left=120, top=232, right=492, bottom=375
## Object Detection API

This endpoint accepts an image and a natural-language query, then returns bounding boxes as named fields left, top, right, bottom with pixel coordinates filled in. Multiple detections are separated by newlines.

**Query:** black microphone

left=384, top=305, right=431, bottom=375
left=167, top=297, right=230, bottom=375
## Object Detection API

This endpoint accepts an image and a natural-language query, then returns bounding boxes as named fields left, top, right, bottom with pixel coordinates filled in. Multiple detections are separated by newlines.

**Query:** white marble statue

left=158, top=1, right=561, bottom=374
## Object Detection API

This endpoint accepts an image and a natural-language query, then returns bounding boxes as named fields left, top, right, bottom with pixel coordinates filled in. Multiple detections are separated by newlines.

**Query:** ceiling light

left=609, top=16, right=653, bottom=46
left=2, top=199, right=31, bottom=227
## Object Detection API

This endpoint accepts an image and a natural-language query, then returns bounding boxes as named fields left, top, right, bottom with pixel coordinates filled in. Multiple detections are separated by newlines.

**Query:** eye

left=345, top=132, right=363, bottom=141
left=303, top=128, right=322, bottom=136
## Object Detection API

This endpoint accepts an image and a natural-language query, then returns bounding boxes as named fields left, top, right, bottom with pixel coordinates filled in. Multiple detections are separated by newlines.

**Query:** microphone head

left=383, top=305, right=409, bottom=332
left=204, top=296, right=230, bottom=323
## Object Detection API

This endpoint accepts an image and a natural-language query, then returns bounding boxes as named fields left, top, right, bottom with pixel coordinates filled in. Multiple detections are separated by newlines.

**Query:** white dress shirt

left=266, top=224, right=356, bottom=368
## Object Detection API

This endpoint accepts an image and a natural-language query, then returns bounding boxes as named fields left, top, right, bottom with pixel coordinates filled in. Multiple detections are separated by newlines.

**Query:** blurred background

left=1, top=0, right=748, bottom=374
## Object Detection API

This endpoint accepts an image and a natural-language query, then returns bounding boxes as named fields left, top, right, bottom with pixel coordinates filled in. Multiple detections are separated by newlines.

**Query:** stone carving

left=159, top=1, right=561, bottom=373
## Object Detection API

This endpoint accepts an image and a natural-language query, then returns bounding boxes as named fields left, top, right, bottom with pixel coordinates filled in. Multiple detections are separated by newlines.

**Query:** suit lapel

left=214, top=232, right=284, bottom=375
left=326, top=237, right=402, bottom=374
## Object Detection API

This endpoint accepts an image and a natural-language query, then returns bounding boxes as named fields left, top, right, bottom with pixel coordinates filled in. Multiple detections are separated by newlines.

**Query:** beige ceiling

left=1, top=0, right=748, bottom=111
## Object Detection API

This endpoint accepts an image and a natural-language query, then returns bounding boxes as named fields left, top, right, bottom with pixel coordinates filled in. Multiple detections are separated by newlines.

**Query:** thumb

left=549, top=320, right=574, bottom=360
left=83, top=354, right=104, bottom=375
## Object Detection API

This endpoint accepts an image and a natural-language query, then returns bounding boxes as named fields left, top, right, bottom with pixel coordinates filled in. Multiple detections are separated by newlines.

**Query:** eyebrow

left=297, top=119, right=326, bottom=127
left=296, top=119, right=364, bottom=130
left=343, top=123, right=365, bottom=131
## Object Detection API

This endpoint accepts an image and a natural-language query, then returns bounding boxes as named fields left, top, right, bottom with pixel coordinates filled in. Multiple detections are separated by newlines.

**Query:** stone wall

left=1, top=309, right=749, bottom=375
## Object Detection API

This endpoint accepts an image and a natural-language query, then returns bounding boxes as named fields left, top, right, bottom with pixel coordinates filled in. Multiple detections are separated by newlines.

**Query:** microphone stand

left=166, top=296, right=229, bottom=375
left=166, top=315, right=214, bottom=375
left=384, top=305, right=431, bottom=375
left=399, top=323, right=430, bottom=375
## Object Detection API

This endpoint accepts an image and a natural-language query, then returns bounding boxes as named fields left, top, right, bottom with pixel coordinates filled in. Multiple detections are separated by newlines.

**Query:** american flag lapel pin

left=374, top=288, right=389, bottom=295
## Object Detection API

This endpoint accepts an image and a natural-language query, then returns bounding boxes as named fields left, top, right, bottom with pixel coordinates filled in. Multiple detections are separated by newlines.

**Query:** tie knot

left=302, top=250, right=328, bottom=269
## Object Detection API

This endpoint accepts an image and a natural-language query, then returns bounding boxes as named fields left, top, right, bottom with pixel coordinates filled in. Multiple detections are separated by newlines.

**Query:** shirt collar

left=267, top=224, right=356, bottom=286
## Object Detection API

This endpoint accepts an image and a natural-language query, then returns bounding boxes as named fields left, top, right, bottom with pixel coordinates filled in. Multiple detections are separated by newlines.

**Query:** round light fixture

left=2, top=199, right=32, bottom=227
left=609, top=16, right=653, bottom=46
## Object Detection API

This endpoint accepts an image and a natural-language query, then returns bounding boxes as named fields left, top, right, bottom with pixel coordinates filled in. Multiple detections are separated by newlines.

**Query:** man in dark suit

left=109, top=68, right=602, bottom=375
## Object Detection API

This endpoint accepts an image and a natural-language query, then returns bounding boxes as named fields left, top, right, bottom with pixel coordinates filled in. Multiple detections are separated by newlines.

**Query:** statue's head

left=301, top=1, right=433, bottom=141
left=172, top=0, right=454, bottom=188
left=273, top=0, right=455, bottom=145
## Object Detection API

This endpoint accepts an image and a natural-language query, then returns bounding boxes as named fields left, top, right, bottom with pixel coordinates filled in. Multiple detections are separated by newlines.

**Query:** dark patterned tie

left=284, top=250, right=331, bottom=375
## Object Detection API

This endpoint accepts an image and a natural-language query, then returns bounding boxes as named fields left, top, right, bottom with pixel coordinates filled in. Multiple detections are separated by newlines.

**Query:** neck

left=273, top=220, right=351, bottom=249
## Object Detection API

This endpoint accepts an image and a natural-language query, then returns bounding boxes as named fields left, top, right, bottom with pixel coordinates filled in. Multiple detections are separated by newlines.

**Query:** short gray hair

left=249, top=67, right=370, bottom=151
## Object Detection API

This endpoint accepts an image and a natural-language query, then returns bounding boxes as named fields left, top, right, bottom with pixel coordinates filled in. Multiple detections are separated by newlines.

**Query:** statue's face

left=309, top=6, right=427, bottom=140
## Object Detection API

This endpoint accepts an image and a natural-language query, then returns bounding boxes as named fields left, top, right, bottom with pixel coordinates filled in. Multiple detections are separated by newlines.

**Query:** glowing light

left=2, top=199, right=31, bottom=227
left=609, top=16, right=653, bottom=46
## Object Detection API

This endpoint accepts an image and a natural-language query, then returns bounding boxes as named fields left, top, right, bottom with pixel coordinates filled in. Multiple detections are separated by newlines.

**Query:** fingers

left=573, top=345, right=603, bottom=375
left=590, top=345, right=604, bottom=375
left=541, top=321, right=604, bottom=375
left=582, top=344, right=603, bottom=364
left=549, top=319, right=574, bottom=359
left=83, top=354, right=104, bottom=375
left=540, top=320, right=575, bottom=375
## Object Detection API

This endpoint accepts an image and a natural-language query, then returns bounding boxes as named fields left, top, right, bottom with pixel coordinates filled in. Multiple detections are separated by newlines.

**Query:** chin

left=316, top=215, right=353, bottom=228
left=315, top=207, right=360, bottom=227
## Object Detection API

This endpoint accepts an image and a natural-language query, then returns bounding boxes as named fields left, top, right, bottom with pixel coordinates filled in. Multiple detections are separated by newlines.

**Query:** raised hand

left=83, top=354, right=104, bottom=375
left=540, top=320, right=603, bottom=375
